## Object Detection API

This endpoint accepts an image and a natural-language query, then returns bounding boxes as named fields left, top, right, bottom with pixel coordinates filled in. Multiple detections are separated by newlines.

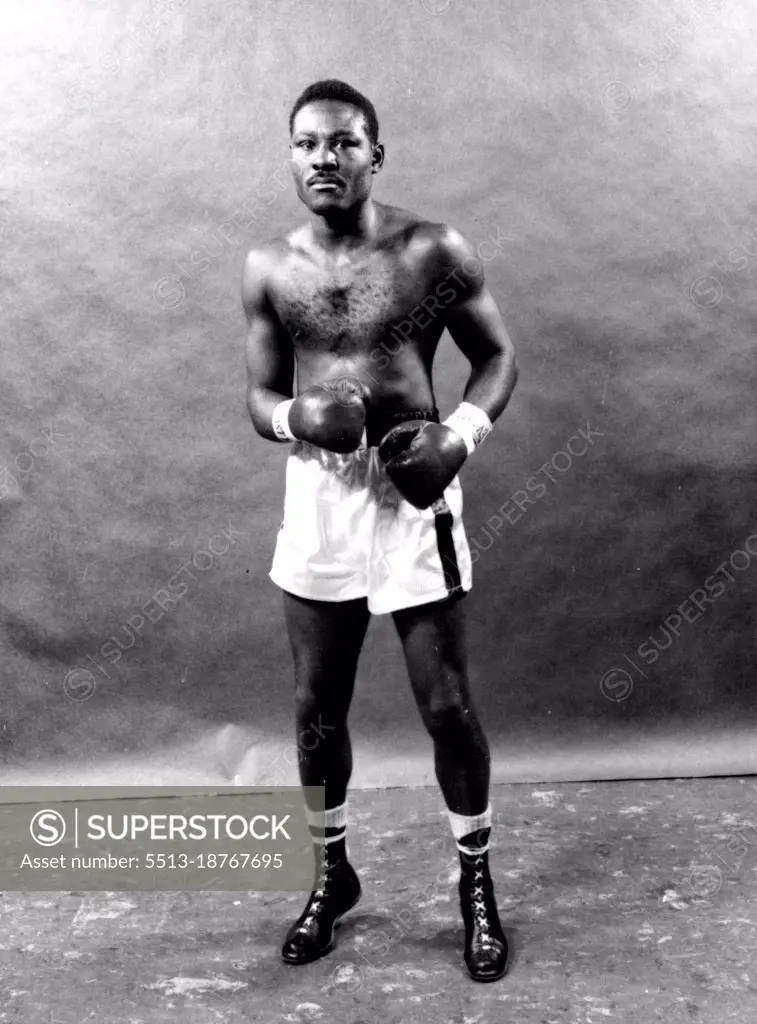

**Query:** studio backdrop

left=1, top=0, right=755, bottom=787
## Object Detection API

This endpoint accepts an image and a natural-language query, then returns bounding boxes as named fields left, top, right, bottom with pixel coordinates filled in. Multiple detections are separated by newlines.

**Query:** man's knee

left=294, top=693, right=344, bottom=749
left=425, top=686, right=469, bottom=737
left=293, top=673, right=323, bottom=715
left=293, top=670, right=348, bottom=726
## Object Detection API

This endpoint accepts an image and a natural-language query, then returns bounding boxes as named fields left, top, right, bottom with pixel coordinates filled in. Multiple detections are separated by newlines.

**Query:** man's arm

left=437, top=227, right=518, bottom=423
left=242, top=248, right=368, bottom=452
left=377, top=227, right=518, bottom=508
left=242, top=247, right=295, bottom=442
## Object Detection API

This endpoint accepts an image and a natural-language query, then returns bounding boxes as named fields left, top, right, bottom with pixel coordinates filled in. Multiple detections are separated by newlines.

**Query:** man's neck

left=308, top=199, right=381, bottom=255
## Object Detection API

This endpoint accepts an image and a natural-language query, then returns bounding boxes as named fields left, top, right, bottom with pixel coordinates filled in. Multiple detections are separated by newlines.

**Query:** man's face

left=290, top=100, right=381, bottom=214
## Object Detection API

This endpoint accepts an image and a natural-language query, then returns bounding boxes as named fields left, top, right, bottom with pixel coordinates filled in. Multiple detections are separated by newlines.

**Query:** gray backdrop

left=1, top=0, right=755, bottom=787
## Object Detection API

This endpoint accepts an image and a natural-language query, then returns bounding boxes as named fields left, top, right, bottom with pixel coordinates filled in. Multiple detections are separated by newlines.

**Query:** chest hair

left=277, top=260, right=403, bottom=353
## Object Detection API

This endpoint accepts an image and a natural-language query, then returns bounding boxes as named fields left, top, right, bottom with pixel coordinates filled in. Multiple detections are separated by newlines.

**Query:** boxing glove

left=286, top=379, right=368, bottom=453
left=379, top=420, right=468, bottom=509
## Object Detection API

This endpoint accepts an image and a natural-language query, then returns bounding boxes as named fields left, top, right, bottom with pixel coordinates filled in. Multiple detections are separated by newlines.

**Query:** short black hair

left=289, top=79, right=379, bottom=146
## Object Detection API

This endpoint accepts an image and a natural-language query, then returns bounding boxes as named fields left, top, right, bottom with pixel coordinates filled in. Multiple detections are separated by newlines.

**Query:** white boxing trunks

left=269, top=408, right=473, bottom=614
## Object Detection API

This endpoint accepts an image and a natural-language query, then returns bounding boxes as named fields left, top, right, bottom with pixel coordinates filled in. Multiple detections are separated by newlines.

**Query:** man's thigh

left=283, top=592, right=371, bottom=698
left=391, top=594, right=469, bottom=698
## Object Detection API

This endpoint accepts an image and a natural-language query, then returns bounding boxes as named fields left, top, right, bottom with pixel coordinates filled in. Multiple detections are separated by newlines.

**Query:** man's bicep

left=430, top=225, right=514, bottom=364
left=245, top=316, right=294, bottom=397
left=444, top=287, right=516, bottom=365
left=242, top=252, right=294, bottom=396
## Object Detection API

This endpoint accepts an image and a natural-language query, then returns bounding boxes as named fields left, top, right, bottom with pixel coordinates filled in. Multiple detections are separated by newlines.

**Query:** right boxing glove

left=274, top=379, right=368, bottom=453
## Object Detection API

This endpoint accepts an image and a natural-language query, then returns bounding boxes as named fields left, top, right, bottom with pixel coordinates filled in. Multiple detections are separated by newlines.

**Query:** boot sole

left=464, top=962, right=507, bottom=982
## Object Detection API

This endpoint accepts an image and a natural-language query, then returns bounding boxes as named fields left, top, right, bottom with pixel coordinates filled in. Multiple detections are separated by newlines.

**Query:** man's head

left=288, top=79, right=384, bottom=215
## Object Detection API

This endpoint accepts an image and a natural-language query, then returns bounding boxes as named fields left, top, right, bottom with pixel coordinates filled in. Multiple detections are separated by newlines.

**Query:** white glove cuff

left=443, top=402, right=492, bottom=456
left=272, top=399, right=296, bottom=442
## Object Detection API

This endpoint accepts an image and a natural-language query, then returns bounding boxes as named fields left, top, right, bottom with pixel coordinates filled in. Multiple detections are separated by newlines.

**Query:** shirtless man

left=242, top=79, right=518, bottom=982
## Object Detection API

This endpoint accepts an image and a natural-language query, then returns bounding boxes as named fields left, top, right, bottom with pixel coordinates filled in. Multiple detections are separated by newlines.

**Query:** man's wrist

left=443, top=402, right=492, bottom=456
left=272, top=399, right=296, bottom=442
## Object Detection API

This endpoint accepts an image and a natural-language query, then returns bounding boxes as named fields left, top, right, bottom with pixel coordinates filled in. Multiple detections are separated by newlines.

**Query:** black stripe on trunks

left=433, top=499, right=462, bottom=597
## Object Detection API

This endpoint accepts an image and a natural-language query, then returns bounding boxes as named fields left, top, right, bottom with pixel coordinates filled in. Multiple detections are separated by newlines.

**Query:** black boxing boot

left=458, top=831, right=508, bottom=982
left=281, top=838, right=361, bottom=965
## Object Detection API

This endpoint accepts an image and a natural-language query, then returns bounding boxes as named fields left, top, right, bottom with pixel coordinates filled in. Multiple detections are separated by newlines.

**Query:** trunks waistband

left=364, top=407, right=439, bottom=448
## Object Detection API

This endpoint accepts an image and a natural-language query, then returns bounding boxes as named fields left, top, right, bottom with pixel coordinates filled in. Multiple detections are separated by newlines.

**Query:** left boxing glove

left=280, top=379, right=368, bottom=453
left=379, top=420, right=468, bottom=509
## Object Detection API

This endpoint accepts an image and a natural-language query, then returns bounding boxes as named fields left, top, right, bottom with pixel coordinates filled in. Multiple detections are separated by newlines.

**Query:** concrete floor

left=2, top=778, right=757, bottom=1023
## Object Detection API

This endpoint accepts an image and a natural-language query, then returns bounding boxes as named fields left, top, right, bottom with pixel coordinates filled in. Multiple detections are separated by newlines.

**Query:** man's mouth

left=309, top=178, right=342, bottom=191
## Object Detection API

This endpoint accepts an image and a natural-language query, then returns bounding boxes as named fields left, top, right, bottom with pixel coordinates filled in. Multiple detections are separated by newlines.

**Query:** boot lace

left=469, top=863, right=497, bottom=950
left=297, top=851, right=336, bottom=931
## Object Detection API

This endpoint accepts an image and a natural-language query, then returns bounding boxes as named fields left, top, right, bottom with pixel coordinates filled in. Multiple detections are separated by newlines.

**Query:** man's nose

left=312, top=145, right=338, bottom=169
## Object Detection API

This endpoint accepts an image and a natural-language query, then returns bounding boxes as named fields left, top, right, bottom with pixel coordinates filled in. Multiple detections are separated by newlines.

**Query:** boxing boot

left=281, top=843, right=361, bottom=964
left=459, top=849, right=508, bottom=982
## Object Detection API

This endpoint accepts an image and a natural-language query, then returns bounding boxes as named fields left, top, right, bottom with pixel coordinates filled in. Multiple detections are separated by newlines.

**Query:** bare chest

left=272, top=256, right=410, bottom=353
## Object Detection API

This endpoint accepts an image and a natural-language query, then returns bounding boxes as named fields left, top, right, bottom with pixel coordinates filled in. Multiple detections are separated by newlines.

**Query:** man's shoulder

left=240, top=235, right=294, bottom=309
left=242, top=232, right=298, bottom=275
left=379, top=205, right=474, bottom=265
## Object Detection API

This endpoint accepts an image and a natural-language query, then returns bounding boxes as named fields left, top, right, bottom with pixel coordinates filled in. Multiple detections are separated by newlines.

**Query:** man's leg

left=392, top=595, right=508, bottom=982
left=284, top=589, right=370, bottom=802
left=281, top=591, right=371, bottom=965
left=392, top=596, right=489, bottom=813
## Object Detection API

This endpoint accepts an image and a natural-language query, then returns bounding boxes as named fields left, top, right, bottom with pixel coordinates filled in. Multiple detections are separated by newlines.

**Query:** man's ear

left=371, top=143, right=385, bottom=174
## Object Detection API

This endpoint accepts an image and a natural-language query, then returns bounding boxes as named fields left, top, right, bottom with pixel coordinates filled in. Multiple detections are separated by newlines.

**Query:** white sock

left=447, top=802, right=492, bottom=855
left=305, top=799, right=348, bottom=850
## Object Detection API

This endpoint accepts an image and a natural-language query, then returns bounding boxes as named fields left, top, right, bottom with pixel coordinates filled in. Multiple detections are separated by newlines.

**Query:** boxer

left=242, top=79, right=518, bottom=982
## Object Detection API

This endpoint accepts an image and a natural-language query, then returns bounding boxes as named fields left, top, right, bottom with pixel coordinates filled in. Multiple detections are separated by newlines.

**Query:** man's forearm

left=461, top=352, right=519, bottom=424
left=247, top=387, right=293, bottom=442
